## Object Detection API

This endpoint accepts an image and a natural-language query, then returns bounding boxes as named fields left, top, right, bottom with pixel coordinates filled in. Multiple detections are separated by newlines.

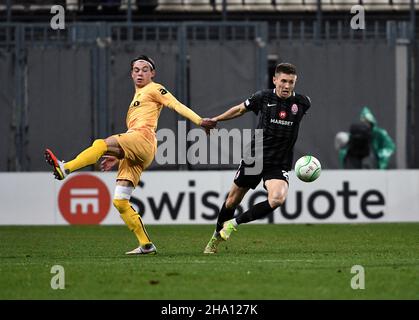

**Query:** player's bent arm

left=214, top=103, right=248, bottom=122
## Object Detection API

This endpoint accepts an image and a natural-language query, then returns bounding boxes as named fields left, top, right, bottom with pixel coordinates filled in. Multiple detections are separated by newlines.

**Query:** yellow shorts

left=114, top=128, right=157, bottom=186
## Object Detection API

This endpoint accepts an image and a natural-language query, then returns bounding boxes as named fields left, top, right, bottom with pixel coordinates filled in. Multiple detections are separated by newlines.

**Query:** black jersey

left=243, top=89, right=311, bottom=171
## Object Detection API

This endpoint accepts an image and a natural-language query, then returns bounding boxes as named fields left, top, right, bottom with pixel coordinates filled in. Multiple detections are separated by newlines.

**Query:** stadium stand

left=0, top=1, right=416, bottom=41
left=1, top=0, right=65, bottom=11
left=0, top=1, right=417, bottom=24
left=1, top=0, right=418, bottom=14
left=0, top=2, right=415, bottom=29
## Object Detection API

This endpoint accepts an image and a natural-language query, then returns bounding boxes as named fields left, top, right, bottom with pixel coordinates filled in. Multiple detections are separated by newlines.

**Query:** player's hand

left=200, top=118, right=217, bottom=135
left=100, top=156, right=119, bottom=171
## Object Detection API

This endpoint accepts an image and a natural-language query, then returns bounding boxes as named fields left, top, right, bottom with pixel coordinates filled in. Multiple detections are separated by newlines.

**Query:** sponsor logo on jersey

left=270, top=119, right=293, bottom=126
left=279, top=111, right=287, bottom=119
left=159, top=88, right=168, bottom=95
left=291, top=103, right=298, bottom=114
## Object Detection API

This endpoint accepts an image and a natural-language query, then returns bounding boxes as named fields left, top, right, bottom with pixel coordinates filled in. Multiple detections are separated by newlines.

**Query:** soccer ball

left=294, top=155, right=321, bottom=182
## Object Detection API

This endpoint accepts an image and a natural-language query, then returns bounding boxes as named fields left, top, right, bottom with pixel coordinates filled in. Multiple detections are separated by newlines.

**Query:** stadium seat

left=274, top=0, right=305, bottom=11
left=361, top=0, right=390, bottom=2
left=119, top=0, right=138, bottom=10
left=244, top=1, right=276, bottom=12
left=215, top=0, right=244, bottom=11
left=392, top=0, right=418, bottom=10
left=9, top=0, right=66, bottom=11
left=304, top=1, right=332, bottom=6
left=303, top=0, right=336, bottom=11
left=362, top=0, right=394, bottom=11
left=156, top=0, right=213, bottom=12
left=214, top=0, right=276, bottom=12
left=183, top=0, right=215, bottom=12
left=303, top=0, right=331, bottom=2
left=331, top=0, right=360, bottom=3
left=156, top=0, right=187, bottom=12
left=66, top=0, right=79, bottom=11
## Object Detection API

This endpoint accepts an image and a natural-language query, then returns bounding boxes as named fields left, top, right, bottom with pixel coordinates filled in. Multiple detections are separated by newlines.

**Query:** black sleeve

left=297, top=94, right=311, bottom=114
left=244, top=90, right=264, bottom=115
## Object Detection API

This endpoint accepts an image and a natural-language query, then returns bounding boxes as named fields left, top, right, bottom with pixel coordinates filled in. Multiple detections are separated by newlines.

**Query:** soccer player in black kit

left=204, top=63, right=311, bottom=254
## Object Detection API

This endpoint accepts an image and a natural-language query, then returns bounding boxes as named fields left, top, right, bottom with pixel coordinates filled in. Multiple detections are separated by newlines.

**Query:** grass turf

left=0, top=223, right=418, bottom=300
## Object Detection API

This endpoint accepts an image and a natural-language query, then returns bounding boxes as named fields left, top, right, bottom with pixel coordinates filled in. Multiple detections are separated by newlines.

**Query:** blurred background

left=0, top=0, right=418, bottom=172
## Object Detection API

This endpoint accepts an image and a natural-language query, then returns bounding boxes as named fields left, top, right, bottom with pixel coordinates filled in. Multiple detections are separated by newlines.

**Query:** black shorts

left=233, top=160, right=290, bottom=190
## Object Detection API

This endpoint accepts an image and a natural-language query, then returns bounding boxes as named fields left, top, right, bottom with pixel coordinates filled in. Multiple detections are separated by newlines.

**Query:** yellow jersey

left=126, top=82, right=202, bottom=132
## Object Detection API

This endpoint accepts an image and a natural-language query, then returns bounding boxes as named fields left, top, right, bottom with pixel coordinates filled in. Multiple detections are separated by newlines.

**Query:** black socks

left=216, top=202, right=236, bottom=232
left=236, top=200, right=274, bottom=225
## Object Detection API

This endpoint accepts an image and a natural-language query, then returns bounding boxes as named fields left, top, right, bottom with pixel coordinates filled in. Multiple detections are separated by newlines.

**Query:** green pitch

left=0, top=223, right=418, bottom=299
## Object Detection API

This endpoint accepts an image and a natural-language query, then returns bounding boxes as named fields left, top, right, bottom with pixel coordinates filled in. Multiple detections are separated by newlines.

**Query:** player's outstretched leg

left=44, top=149, right=68, bottom=180
left=45, top=139, right=108, bottom=180
left=220, top=200, right=275, bottom=241
left=64, top=139, right=108, bottom=173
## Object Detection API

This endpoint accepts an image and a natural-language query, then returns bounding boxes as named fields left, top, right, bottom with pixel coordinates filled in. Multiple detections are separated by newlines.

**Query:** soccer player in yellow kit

left=45, top=55, right=216, bottom=255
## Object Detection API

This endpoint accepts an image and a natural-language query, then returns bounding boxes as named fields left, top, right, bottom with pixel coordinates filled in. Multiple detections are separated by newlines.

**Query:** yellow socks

left=64, top=139, right=107, bottom=173
left=113, top=199, right=151, bottom=246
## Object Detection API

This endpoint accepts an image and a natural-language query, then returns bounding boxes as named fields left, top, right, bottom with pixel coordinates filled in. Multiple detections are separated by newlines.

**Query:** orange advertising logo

left=58, top=174, right=111, bottom=225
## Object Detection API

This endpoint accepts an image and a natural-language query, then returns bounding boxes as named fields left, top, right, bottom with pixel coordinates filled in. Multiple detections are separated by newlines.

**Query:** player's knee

left=93, top=139, right=106, bottom=148
left=92, top=139, right=108, bottom=155
left=113, top=199, right=130, bottom=212
left=113, top=185, right=134, bottom=212
left=268, top=195, right=286, bottom=209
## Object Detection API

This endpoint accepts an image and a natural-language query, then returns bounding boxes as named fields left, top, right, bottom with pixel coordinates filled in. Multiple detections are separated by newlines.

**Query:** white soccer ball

left=294, top=155, right=321, bottom=182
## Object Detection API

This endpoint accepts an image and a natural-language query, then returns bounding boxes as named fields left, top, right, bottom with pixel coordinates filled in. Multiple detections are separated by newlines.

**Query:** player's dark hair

left=131, top=55, right=156, bottom=70
left=275, top=63, right=297, bottom=75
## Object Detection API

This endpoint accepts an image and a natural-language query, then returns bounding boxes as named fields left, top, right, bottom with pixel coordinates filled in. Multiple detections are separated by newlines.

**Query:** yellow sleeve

left=153, top=86, right=202, bottom=126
